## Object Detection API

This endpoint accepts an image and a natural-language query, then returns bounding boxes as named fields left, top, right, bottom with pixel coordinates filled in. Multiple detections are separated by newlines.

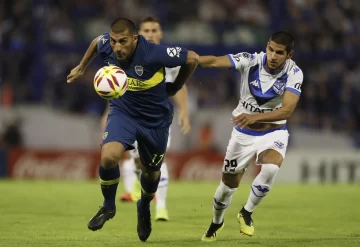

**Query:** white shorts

left=222, top=127, right=289, bottom=174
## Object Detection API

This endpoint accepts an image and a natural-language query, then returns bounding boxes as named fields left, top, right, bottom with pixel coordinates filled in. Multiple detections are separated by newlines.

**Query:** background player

left=67, top=18, right=199, bottom=242
left=100, top=17, right=191, bottom=222
left=197, top=31, right=303, bottom=241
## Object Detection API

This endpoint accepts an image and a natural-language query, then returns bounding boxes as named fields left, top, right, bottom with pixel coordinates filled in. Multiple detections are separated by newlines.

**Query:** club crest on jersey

left=103, top=132, right=108, bottom=140
left=135, top=65, right=144, bottom=76
left=272, top=78, right=287, bottom=95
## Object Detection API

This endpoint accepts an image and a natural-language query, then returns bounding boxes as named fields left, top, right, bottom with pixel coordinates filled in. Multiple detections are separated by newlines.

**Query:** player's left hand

left=232, top=113, right=257, bottom=128
left=178, top=109, right=191, bottom=135
left=67, top=65, right=85, bottom=83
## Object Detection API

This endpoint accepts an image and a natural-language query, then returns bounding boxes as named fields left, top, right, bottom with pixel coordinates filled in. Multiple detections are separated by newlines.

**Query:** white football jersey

left=228, top=52, right=303, bottom=124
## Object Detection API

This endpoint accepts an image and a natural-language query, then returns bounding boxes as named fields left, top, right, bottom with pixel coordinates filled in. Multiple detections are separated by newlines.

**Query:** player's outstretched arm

left=171, top=85, right=190, bottom=134
left=167, top=51, right=199, bottom=96
left=232, top=91, right=300, bottom=127
left=67, top=36, right=101, bottom=83
left=199, top=55, right=233, bottom=69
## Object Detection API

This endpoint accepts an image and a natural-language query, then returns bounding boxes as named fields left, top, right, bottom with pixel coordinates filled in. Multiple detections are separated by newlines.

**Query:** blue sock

left=99, top=165, right=120, bottom=209
left=140, top=173, right=160, bottom=205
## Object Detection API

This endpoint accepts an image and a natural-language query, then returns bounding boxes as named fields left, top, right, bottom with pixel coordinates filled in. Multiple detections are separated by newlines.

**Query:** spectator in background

left=0, top=117, right=23, bottom=148
left=197, top=121, right=217, bottom=152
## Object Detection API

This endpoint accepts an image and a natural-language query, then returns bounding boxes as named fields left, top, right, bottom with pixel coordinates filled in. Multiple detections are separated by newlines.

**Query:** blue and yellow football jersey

left=97, top=33, right=187, bottom=128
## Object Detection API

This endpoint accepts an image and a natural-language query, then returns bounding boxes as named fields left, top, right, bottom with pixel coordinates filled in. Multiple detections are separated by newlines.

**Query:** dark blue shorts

left=102, top=111, right=169, bottom=171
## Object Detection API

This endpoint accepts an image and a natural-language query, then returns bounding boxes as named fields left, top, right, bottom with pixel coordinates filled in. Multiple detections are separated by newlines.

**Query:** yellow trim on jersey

left=99, top=177, right=120, bottom=186
left=127, top=67, right=165, bottom=91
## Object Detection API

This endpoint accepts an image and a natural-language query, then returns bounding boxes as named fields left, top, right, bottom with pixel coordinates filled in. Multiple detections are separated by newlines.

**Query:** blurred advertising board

left=1, top=149, right=359, bottom=183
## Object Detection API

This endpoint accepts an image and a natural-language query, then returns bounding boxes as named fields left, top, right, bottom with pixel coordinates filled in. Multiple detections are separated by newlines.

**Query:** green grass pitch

left=0, top=180, right=359, bottom=247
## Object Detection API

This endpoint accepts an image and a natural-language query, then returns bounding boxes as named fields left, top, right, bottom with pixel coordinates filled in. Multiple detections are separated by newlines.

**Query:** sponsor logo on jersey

left=100, top=35, right=108, bottom=44
left=250, top=79, right=260, bottom=88
left=274, top=140, right=285, bottom=149
left=232, top=52, right=255, bottom=62
left=241, top=101, right=281, bottom=113
left=294, top=83, right=302, bottom=90
left=167, top=47, right=181, bottom=57
left=127, top=67, right=164, bottom=91
left=293, top=67, right=300, bottom=74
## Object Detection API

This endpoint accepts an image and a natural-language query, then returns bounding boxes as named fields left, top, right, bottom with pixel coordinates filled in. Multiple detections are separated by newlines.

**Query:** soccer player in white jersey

left=197, top=31, right=303, bottom=241
left=100, top=16, right=190, bottom=221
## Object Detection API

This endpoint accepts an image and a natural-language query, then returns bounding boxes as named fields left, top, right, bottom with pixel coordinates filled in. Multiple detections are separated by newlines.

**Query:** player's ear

left=287, top=50, right=294, bottom=59
left=133, top=35, right=139, bottom=42
left=265, top=42, right=270, bottom=50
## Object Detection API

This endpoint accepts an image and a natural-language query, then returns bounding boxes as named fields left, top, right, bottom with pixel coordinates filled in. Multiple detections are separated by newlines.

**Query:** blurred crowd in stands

left=1, top=0, right=359, bottom=141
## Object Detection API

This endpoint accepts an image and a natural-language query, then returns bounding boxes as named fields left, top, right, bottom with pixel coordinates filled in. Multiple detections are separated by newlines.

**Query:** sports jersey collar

left=262, top=54, right=287, bottom=75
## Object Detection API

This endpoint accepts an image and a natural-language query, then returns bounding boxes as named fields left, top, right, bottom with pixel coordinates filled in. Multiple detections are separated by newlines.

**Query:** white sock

left=244, top=164, right=279, bottom=212
left=213, top=180, right=237, bottom=224
left=121, top=159, right=137, bottom=193
left=156, top=162, right=169, bottom=209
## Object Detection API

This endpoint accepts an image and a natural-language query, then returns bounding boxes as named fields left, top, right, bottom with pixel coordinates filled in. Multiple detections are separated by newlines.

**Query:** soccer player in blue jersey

left=67, top=18, right=199, bottom=242
left=100, top=17, right=191, bottom=222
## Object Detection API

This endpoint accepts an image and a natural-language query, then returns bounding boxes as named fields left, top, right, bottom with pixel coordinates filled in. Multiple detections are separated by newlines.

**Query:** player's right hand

left=178, top=109, right=191, bottom=135
left=67, top=65, right=85, bottom=83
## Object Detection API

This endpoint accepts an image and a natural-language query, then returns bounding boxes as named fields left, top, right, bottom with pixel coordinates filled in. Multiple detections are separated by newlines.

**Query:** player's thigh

left=137, top=126, right=169, bottom=172
left=101, top=113, right=137, bottom=167
left=256, top=129, right=289, bottom=166
left=222, top=129, right=256, bottom=187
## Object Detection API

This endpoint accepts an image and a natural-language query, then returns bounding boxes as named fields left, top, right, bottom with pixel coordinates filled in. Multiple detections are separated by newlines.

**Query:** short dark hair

left=269, top=31, right=294, bottom=52
left=110, top=18, right=137, bottom=35
left=139, top=16, right=161, bottom=27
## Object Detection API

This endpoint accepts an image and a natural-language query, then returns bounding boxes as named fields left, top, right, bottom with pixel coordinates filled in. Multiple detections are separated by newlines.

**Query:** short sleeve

left=227, top=52, right=256, bottom=71
left=97, top=33, right=113, bottom=64
left=285, top=67, right=303, bottom=96
left=146, top=43, right=187, bottom=68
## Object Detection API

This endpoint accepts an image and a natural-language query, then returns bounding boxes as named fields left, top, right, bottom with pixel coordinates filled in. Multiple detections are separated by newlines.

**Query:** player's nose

left=114, top=46, right=122, bottom=53
left=270, top=54, right=277, bottom=61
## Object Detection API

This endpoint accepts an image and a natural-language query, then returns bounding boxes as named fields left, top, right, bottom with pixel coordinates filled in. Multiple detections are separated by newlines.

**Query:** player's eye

left=120, top=39, right=127, bottom=44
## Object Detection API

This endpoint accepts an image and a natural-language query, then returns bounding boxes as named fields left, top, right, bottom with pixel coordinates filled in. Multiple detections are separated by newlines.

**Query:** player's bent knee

left=101, top=142, right=125, bottom=169
left=100, top=155, right=119, bottom=169
left=258, top=149, right=283, bottom=166
left=142, top=169, right=161, bottom=181
left=222, top=172, right=243, bottom=188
